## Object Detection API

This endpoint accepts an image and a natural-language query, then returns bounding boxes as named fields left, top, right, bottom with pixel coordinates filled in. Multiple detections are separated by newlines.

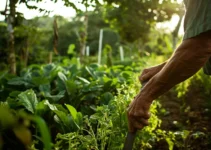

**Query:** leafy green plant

left=2, top=59, right=205, bottom=149
left=0, top=106, right=52, bottom=150
left=54, top=84, right=174, bottom=150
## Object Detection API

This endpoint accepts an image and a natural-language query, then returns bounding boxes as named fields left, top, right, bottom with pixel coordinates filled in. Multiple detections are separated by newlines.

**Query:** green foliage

left=176, top=70, right=211, bottom=98
left=104, top=0, right=183, bottom=42
left=0, top=22, right=8, bottom=66
left=103, top=44, right=113, bottom=67
left=0, top=106, right=52, bottom=150
left=0, top=106, right=16, bottom=131
left=16, top=89, right=38, bottom=113
left=54, top=84, right=156, bottom=150
left=0, top=61, right=140, bottom=142
left=30, top=115, right=52, bottom=150
left=67, top=44, right=76, bottom=56
left=0, top=58, right=178, bottom=149
left=1, top=60, right=211, bottom=149
left=55, top=84, right=186, bottom=150
left=1, top=1, right=210, bottom=149
left=143, top=30, right=175, bottom=57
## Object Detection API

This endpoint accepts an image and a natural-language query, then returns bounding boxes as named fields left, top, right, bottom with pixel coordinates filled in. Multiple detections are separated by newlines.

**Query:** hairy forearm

left=141, top=34, right=211, bottom=102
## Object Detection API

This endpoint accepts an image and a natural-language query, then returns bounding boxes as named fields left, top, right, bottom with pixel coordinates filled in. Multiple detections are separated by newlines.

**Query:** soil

left=157, top=81, right=211, bottom=150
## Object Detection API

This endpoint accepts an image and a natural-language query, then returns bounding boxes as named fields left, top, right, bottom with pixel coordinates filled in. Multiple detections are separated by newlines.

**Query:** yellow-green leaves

left=65, top=104, right=77, bottom=120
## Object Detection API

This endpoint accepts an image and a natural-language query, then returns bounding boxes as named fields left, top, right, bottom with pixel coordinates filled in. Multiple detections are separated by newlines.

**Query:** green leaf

left=75, top=112, right=83, bottom=126
left=58, top=72, right=67, bottom=83
left=53, top=110, right=73, bottom=132
left=44, top=100, right=57, bottom=111
left=35, top=100, right=49, bottom=116
left=0, top=71, right=7, bottom=80
left=182, top=130, right=190, bottom=140
left=67, top=44, right=76, bottom=55
left=9, top=91, right=21, bottom=98
left=0, top=106, right=16, bottom=130
left=43, top=64, right=55, bottom=76
left=69, top=64, right=78, bottom=78
left=53, top=110, right=68, bottom=124
left=85, top=66, right=97, bottom=79
left=121, top=71, right=133, bottom=80
left=100, top=92, right=113, bottom=105
left=6, top=97, right=21, bottom=109
left=66, top=80, right=77, bottom=95
left=65, top=104, right=77, bottom=120
left=8, top=77, right=34, bottom=87
left=166, top=138, right=174, bottom=150
left=82, top=85, right=103, bottom=93
left=39, top=84, right=51, bottom=95
left=17, top=89, right=38, bottom=114
left=32, top=77, right=49, bottom=86
left=54, top=104, right=68, bottom=114
left=76, top=76, right=90, bottom=84
left=56, top=78, right=66, bottom=92
left=45, top=91, right=65, bottom=102
left=32, top=116, right=52, bottom=150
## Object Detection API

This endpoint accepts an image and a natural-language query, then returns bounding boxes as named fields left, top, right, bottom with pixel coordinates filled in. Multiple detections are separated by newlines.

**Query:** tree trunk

left=23, top=39, right=29, bottom=67
left=53, top=17, right=59, bottom=55
left=48, top=51, right=53, bottom=64
left=79, top=3, right=88, bottom=64
left=7, top=0, right=18, bottom=74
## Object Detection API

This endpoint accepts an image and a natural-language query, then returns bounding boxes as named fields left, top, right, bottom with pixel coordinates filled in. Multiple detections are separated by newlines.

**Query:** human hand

left=127, top=92, right=152, bottom=132
left=139, top=64, right=165, bottom=83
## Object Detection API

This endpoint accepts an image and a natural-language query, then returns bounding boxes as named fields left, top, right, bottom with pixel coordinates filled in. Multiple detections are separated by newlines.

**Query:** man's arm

left=128, top=31, right=211, bottom=132
left=139, top=61, right=168, bottom=83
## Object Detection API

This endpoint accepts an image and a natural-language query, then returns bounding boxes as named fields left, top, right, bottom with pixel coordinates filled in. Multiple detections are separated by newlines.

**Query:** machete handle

left=123, top=80, right=149, bottom=150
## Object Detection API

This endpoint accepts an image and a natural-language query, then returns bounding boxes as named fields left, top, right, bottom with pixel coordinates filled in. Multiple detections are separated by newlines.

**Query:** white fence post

left=98, top=29, right=103, bottom=65
left=119, top=46, right=124, bottom=61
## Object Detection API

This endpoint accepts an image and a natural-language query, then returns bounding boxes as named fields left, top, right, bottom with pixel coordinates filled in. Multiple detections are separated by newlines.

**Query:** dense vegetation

left=1, top=0, right=211, bottom=150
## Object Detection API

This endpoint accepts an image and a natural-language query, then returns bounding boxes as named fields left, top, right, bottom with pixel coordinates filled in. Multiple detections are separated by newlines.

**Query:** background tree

left=0, top=0, right=183, bottom=73
left=103, top=0, right=183, bottom=43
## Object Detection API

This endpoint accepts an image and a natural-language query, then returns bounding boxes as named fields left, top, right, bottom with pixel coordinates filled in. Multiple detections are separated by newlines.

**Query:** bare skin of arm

left=139, top=61, right=167, bottom=83
left=128, top=31, right=211, bottom=132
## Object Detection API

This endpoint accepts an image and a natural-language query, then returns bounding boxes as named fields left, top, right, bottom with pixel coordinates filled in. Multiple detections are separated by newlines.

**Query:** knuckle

left=134, top=111, right=144, bottom=117
left=128, top=111, right=134, bottom=117
left=134, top=124, right=143, bottom=130
left=141, top=119, right=149, bottom=126
left=143, top=69, right=148, bottom=73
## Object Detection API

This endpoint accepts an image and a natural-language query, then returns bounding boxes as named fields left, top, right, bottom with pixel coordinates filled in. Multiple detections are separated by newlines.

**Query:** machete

left=123, top=81, right=148, bottom=150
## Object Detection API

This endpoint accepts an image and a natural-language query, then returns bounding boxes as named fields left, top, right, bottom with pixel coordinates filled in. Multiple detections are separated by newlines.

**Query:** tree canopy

left=104, top=0, right=183, bottom=42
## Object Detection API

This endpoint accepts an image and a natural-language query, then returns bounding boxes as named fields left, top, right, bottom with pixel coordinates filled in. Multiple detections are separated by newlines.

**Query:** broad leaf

left=32, top=77, right=49, bottom=86
left=44, top=100, right=57, bottom=111
left=36, top=100, right=49, bottom=116
left=58, top=72, right=67, bottom=83
left=39, top=84, right=51, bottom=95
left=43, top=64, right=55, bottom=76
left=66, top=80, right=77, bottom=95
left=45, top=91, right=65, bottom=102
left=100, top=92, right=113, bottom=105
left=53, top=110, right=73, bottom=132
left=17, top=89, right=38, bottom=114
left=8, top=77, right=34, bottom=87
